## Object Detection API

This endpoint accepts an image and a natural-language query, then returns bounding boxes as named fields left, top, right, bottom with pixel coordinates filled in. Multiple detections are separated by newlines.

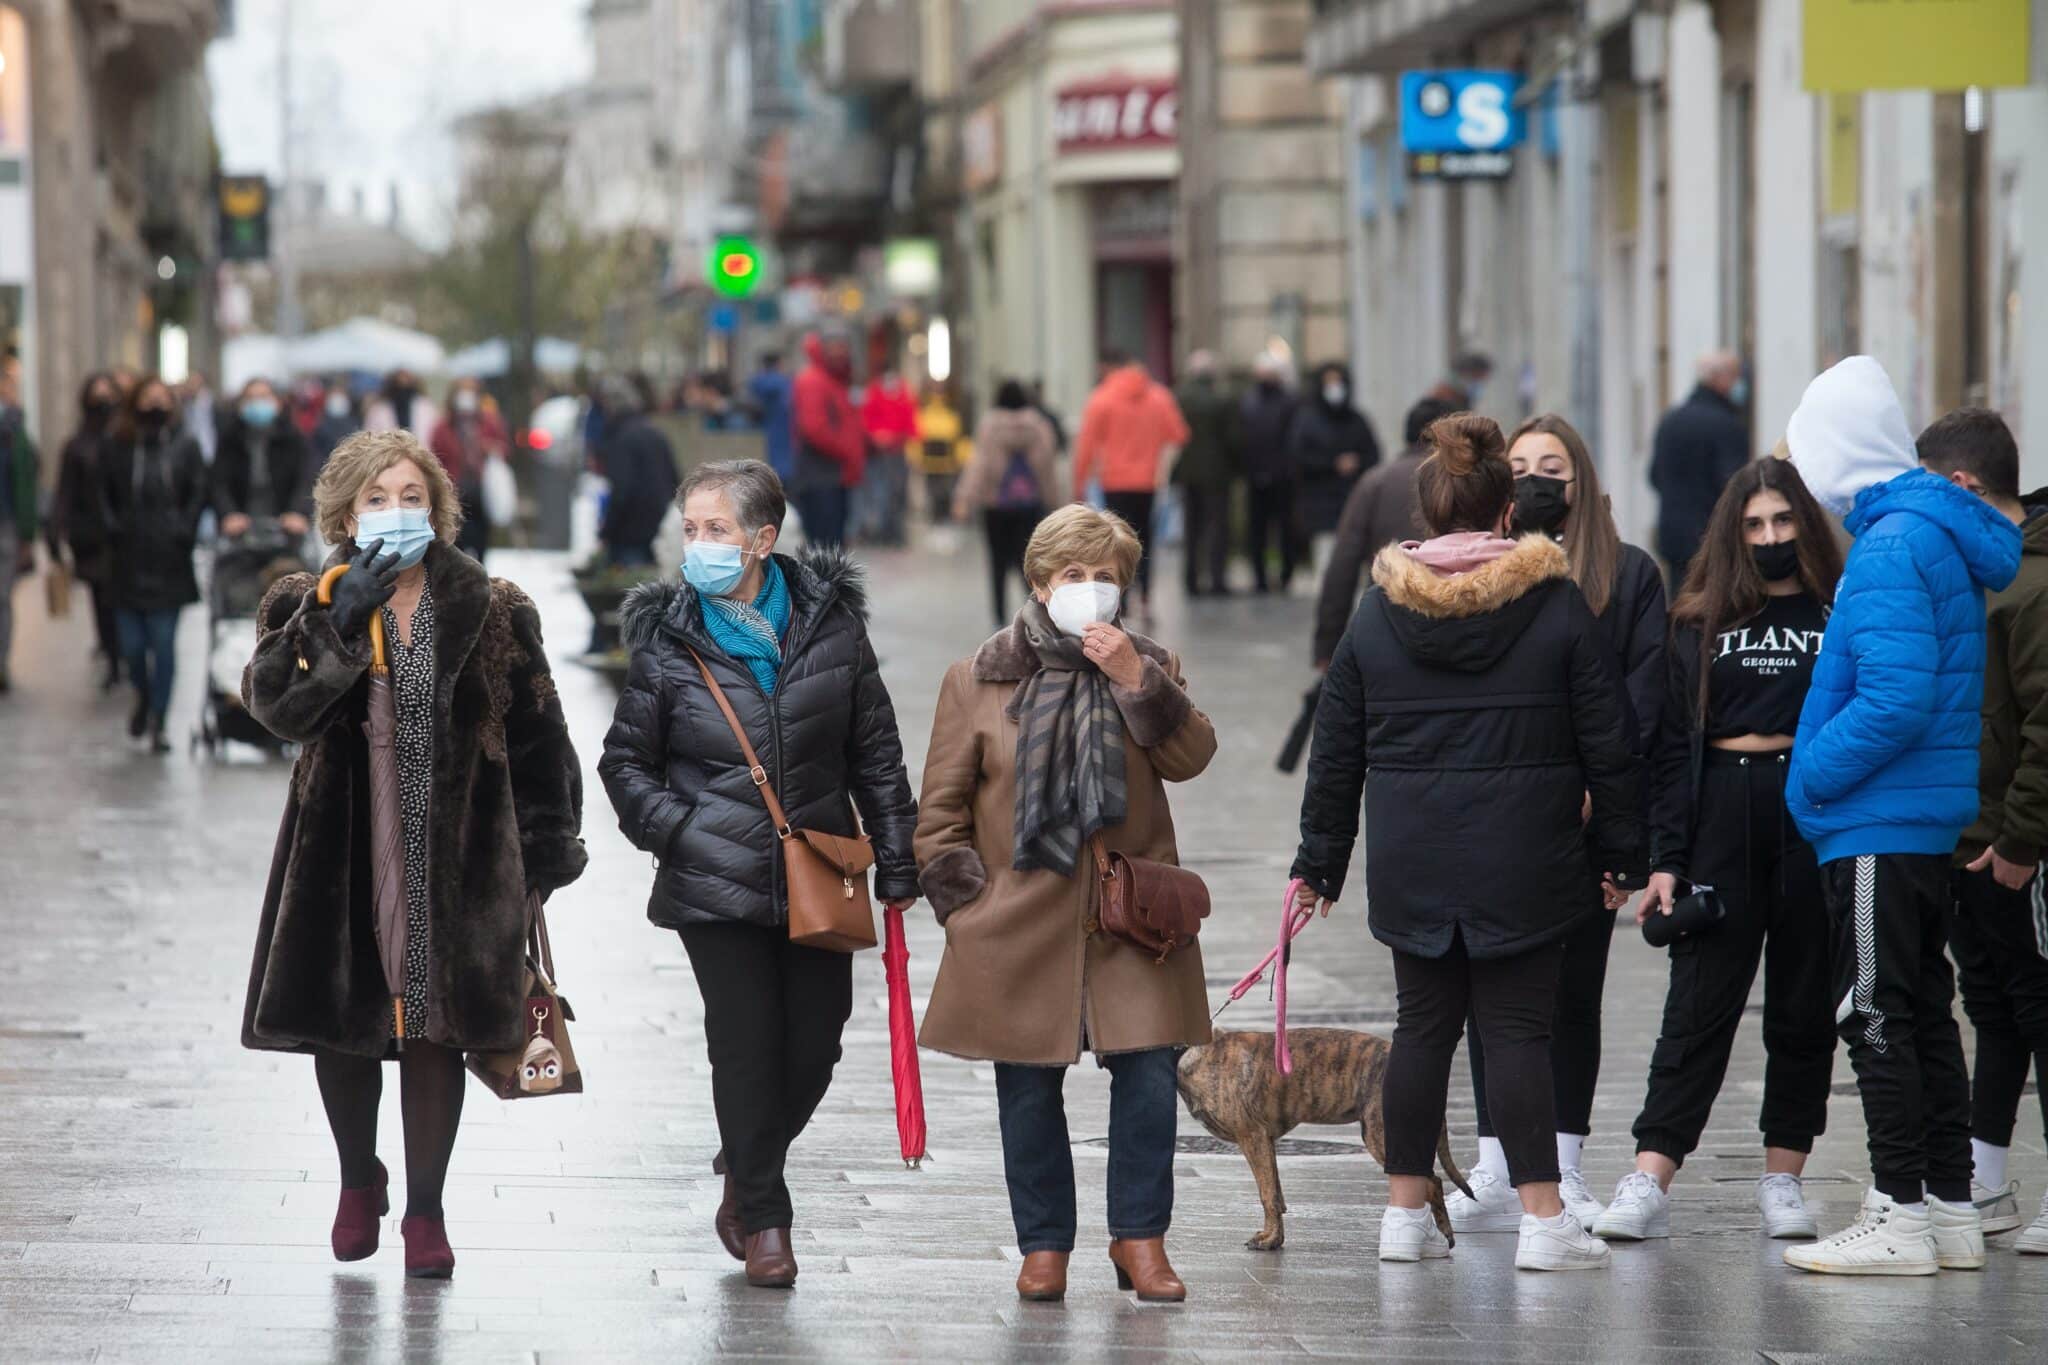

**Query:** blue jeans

left=117, top=607, right=180, bottom=720
left=994, top=1047, right=1178, bottom=1253
left=794, top=484, right=849, bottom=550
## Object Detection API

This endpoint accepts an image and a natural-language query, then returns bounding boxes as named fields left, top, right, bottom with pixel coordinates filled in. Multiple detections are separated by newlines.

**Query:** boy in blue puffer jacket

left=1781, top=357, right=2023, bottom=1276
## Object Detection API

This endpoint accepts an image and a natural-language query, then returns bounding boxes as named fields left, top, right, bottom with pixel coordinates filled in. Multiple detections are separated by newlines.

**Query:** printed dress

left=382, top=584, right=437, bottom=1035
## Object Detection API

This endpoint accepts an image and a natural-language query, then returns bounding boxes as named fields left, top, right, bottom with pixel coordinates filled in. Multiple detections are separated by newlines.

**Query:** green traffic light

left=709, top=235, right=761, bottom=299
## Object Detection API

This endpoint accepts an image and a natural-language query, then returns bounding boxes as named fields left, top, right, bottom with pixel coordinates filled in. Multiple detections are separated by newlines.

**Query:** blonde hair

left=313, top=429, right=464, bottom=547
left=1022, top=504, right=1142, bottom=591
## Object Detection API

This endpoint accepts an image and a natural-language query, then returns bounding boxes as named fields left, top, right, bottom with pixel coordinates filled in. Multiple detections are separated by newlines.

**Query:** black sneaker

left=128, top=693, right=150, bottom=738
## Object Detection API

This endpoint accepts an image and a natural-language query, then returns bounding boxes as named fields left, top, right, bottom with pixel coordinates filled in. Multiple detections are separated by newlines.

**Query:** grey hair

left=678, top=459, right=787, bottom=535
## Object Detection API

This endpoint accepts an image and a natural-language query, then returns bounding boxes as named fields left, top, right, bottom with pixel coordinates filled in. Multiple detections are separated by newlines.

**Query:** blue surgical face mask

left=240, top=397, right=279, bottom=427
left=355, top=507, right=435, bottom=569
left=683, top=538, right=755, bottom=597
left=1729, top=376, right=1750, bottom=408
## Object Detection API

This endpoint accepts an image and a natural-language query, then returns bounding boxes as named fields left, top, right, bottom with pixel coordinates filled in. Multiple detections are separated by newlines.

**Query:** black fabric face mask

left=1513, top=475, right=1571, bottom=534
left=1752, top=539, right=1801, bottom=582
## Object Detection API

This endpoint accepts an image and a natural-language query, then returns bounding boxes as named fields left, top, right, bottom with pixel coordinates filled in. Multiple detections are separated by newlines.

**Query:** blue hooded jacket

left=1788, top=467, right=2022, bottom=862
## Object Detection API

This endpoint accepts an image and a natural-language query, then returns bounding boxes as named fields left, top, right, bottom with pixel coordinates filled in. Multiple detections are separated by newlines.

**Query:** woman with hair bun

left=1290, top=413, right=1644, bottom=1272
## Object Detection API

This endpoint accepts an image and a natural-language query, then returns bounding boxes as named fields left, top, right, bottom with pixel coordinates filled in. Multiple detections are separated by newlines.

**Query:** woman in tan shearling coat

left=915, top=504, right=1214, bottom=1305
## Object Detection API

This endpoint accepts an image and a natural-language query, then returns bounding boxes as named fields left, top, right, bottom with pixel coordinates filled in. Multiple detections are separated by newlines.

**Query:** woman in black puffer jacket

left=1290, top=414, right=1642, bottom=1272
left=599, top=459, right=918, bottom=1289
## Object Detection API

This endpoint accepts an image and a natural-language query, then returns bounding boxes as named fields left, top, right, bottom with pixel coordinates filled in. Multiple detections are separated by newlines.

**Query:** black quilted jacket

left=598, top=548, right=920, bottom=929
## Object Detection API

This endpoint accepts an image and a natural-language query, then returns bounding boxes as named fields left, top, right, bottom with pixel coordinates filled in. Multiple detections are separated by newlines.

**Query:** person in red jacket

left=1071, top=351, right=1189, bottom=608
left=791, top=331, right=866, bottom=549
left=857, top=368, right=919, bottom=546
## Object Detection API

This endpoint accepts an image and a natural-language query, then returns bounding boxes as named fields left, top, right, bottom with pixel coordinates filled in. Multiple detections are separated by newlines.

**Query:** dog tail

left=1437, top=1123, right=1472, bottom=1200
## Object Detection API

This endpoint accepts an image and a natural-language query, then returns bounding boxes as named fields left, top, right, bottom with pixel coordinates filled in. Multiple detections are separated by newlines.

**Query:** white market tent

left=223, top=319, right=449, bottom=390
left=445, top=336, right=586, bottom=379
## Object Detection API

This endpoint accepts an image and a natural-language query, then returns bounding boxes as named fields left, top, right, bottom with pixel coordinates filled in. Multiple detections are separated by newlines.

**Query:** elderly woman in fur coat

left=598, top=460, right=920, bottom=1290
left=241, top=429, right=586, bottom=1280
left=915, top=503, right=1216, bottom=1306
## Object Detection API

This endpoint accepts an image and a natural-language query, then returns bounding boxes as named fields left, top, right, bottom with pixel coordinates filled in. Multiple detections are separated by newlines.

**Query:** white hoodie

left=1785, top=355, right=1918, bottom=515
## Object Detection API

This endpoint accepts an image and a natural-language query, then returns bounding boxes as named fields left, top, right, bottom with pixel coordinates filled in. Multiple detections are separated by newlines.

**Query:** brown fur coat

left=239, top=542, right=587, bottom=1057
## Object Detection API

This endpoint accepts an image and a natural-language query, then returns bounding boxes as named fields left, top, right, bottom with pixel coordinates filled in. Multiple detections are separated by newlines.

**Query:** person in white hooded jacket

left=1779, top=356, right=2022, bottom=1275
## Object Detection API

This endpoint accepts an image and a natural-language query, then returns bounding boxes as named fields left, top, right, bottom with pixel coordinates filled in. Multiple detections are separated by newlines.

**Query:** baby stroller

left=194, top=522, right=313, bottom=759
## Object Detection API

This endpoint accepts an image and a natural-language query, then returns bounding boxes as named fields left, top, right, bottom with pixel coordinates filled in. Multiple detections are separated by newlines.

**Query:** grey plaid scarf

left=1008, top=601, right=1128, bottom=875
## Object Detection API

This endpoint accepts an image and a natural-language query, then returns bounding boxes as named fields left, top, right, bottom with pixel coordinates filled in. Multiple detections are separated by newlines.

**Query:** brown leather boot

left=1015, top=1250, right=1069, bottom=1301
left=712, top=1157, right=744, bottom=1261
left=1108, top=1237, right=1186, bottom=1302
left=744, top=1228, right=798, bottom=1288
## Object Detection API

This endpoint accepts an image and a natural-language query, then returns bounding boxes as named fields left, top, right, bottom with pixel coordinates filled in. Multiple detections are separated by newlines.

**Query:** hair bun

left=1425, top=413, right=1505, bottom=476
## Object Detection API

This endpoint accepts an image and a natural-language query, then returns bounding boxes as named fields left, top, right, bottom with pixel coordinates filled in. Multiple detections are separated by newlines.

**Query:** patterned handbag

left=466, top=893, right=583, bottom=1099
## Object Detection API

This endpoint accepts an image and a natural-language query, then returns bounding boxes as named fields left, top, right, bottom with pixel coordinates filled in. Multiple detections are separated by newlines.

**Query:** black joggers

left=1386, top=932, right=1565, bottom=1186
left=1823, top=852, right=1972, bottom=1205
left=1631, top=751, right=1836, bottom=1162
left=983, top=506, right=1043, bottom=625
left=1467, top=901, right=1610, bottom=1142
left=678, top=921, right=854, bottom=1233
left=1948, top=865, right=2048, bottom=1147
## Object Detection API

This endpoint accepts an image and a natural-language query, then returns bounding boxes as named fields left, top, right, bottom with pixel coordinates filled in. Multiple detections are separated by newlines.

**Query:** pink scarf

left=1401, top=530, right=1519, bottom=576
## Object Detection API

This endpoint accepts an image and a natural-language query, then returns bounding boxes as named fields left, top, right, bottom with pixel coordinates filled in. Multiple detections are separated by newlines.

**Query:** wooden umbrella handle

left=316, top=563, right=389, bottom=673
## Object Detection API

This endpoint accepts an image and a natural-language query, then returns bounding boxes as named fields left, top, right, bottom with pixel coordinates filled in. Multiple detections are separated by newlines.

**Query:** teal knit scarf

left=700, top=558, right=792, bottom=695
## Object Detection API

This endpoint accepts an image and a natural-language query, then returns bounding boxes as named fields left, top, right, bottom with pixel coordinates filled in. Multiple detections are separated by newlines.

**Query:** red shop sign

left=1053, top=78, right=1178, bottom=152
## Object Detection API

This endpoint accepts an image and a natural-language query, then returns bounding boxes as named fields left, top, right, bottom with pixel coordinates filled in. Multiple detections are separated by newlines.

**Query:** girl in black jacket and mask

left=1451, top=414, right=1668, bottom=1232
left=1291, top=413, right=1642, bottom=1271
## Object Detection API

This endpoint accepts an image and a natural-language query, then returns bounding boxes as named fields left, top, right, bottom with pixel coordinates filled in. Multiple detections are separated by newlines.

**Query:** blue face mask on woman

left=240, top=397, right=279, bottom=428
left=356, top=507, right=435, bottom=569
left=682, top=538, right=755, bottom=597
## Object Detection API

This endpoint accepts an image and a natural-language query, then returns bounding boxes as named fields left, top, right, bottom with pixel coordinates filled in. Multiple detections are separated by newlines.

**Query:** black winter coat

left=1595, top=542, right=1668, bottom=758
left=1286, top=397, right=1381, bottom=534
left=213, top=419, right=315, bottom=523
left=600, top=548, right=920, bottom=929
left=99, top=431, right=208, bottom=612
left=1292, top=536, right=1643, bottom=959
left=1239, top=382, right=1298, bottom=488
left=598, top=415, right=680, bottom=551
left=49, top=426, right=113, bottom=582
left=1649, top=385, right=1749, bottom=574
left=1171, top=376, right=1240, bottom=490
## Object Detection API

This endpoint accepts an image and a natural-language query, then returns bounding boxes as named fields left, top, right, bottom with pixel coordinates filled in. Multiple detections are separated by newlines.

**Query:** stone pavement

left=2, top=538, right=2045, bottom=1363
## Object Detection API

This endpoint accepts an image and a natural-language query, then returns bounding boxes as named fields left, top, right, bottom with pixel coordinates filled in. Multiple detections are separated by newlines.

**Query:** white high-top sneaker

left=1782, top=1189, right=1938, bottom=1275
left=1972, top=1179, right=2022, bottom=1235
left=1379, top=1203, right=1452, bottom=1262
left=1445, top=1164, right=1522, bottom=1233
left=1593, top=1170, right=1670, bottom=1241
left=1757, top=1173, right=1817, bottom=1239
left=1515, top=1208, right=1612, bottom=1271
left=1558, top=1168, right=1605, bottom=1231
left=1928, top=1196, right=1987, bottom=1269
left=2016, top=1191, right=2048, bottom=1255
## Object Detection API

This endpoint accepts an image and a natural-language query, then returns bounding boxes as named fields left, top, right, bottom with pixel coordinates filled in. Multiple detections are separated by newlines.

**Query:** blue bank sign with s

left=1400, top=70, right=1525, bottom=180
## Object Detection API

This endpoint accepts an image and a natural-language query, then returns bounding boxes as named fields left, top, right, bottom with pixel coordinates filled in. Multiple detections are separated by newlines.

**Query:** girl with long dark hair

left=48, top=371, right=124, bottom=688
left=1592, top=458, right=1845, bottom=1242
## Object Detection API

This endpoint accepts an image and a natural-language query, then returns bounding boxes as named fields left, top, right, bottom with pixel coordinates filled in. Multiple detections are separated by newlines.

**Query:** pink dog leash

left=1214, top=878, right=1318, bottom=1076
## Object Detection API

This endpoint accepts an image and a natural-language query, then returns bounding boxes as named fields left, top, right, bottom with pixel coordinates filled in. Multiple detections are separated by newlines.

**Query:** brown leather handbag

left=1090, top=837, right=1209, bottom=963
left=689, top=650, right=879, bottom=953
left=467, top=893, right=583, bottom=1099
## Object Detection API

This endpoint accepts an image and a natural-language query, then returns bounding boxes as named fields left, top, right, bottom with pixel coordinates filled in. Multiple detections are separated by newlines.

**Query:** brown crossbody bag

left=687, top=649, right=879, bottom=953
left=1090, top=835, right=1210, bottom=963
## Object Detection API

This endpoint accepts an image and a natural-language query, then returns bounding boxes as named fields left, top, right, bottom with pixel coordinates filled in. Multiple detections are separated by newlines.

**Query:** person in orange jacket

left=1071, top=351, right=1189, bottom=608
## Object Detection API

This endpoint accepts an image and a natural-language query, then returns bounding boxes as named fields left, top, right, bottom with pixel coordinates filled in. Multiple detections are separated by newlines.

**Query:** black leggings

left=1468, top=903, right=1611, bottom=1140
left=679, top=921, right=854, bottom=1233
left=1949, top=865, right=2048, bottom=1146
left=314, top=1041, right=467, bottom=1218
left=984, top=506, right=1044, bottom=626
left=1386, top=933, right=1565, bottom=1186
left=1101, top=491, right=1156, bottom=599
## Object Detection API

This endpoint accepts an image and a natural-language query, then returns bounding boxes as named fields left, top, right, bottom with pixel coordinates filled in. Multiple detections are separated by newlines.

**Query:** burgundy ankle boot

left=401, top=1216, right=456, bottom=1279
left=331, top=1160, right=389, bottom=1262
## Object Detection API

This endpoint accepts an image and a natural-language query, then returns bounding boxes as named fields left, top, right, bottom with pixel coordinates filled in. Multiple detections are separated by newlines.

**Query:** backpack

left=994, top=447, right=1041, bottom=510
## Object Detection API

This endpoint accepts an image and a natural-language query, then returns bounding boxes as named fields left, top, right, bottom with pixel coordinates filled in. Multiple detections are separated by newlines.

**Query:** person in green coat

left=1171, top=351, right=1241, bottom=598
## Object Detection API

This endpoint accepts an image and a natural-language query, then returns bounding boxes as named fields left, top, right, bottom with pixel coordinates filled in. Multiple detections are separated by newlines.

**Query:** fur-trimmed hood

left=1370, top=534, right=1570, bottom=673
left=969, top=612, right=1174, bottom=683
left=618, top=545, right=869, bottom=655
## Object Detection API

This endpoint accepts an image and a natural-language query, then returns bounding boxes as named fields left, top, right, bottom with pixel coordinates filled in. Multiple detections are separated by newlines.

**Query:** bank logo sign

left=1400, top=70, right=1524, bottom=181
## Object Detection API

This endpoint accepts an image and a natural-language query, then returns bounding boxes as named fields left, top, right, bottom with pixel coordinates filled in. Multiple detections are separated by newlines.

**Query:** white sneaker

left=1782, top=1189, right=1937, bottom=1276
left=1515, top=1209, right=1612, bottom=1271
left=1559, top=1168, right=1605, bottom=1231
left=1928, top=1196, right=1987, bottom=1269
left=1592, top=1170, right=1669, bottom=1241
left=1379, top=1203, right=1451, bottom=1262
left=2016, top=1191, right=2048, bottom=1255
left=1446, top=1164, right=1522, bottom=1233
left=1757, top=1173, right=1817, bottom=1239
left=1973, top=1179, right=2023, bottom=1235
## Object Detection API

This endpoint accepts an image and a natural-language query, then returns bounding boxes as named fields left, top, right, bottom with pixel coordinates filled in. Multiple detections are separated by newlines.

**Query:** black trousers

left=1822, top=853, right=1972, bottom=1204
left=1948, top=866, right=2048, bottom=1146
left=983, top=506, right=1043, bottom=626
left=795, top=484, right=849, bottom=550
left=1101, top=491, right=1156, bottom=599
left=678, top=921, right=854, bottom=1233
left=1179, top=483, right=1231, bottom=596
left=87, top=580, right=121, bottom=669
left=1631, top=752, right=1836, bottom=1162
left=1387, top=933, right=1565, bottom=1186
left=1245, top=482, right=1298, bottom=592
left=1468, top=903, right=1611, bottom=1140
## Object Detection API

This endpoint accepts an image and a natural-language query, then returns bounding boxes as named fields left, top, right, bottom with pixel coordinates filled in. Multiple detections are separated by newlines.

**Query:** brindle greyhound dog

left=1177, top=1027, right=1471, bottom=1251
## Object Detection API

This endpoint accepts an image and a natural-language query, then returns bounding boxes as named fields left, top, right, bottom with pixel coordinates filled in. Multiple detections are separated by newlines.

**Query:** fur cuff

left=1111, top=657, right=1194, bottom=749
left=523, top=834, right=590, bottom=895
left=920, top=846, right=988, bottom=925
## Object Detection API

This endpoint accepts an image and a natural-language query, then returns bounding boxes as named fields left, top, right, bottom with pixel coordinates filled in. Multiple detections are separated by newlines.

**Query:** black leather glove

left=328, top=539, right=403, bottom=639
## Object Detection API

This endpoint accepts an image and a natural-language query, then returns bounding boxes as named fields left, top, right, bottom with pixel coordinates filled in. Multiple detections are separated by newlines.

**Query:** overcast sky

left=207, top=0, right=594, bottom=246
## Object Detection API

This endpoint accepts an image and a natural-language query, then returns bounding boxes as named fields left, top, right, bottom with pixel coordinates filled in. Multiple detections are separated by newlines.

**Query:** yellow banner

left=1804, top=0, right=2030, bottom=92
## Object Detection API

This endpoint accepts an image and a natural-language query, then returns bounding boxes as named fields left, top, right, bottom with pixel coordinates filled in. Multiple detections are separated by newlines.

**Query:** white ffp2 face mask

left=1046, top=581, right=1121, bottom=637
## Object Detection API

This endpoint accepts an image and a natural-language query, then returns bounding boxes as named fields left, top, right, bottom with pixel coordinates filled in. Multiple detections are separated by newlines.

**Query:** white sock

left=1556, top=1132, right=1585, bottom=1174
left=1973, top=1139, right=2009, bottom=1191
left=1897, top=1200, right=1928, bottom=1215
left=1477, top=1136, right=1509, bottom=1183
left=1539, top=1208, right=1577, bottom=1228
left=1386, top=1203, right=1430, bottom=1222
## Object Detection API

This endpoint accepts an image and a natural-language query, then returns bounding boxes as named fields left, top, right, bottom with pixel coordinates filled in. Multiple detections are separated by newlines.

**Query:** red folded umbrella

left=881, top=903, right=927, bottom=1167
